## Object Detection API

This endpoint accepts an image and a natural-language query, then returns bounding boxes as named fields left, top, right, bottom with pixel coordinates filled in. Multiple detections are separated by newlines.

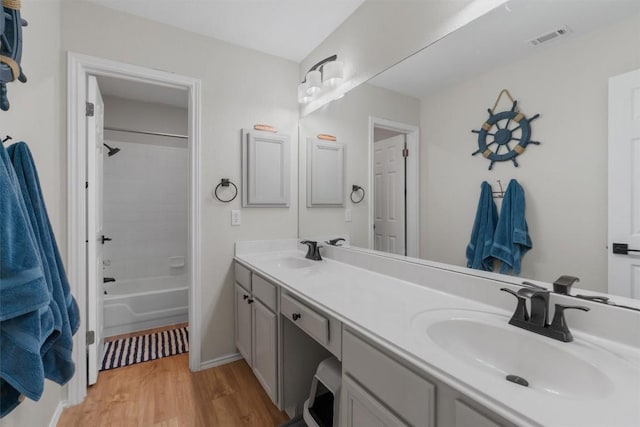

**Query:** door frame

left=368, top=117, right=419, bottom=257
left=66, top=52, right=202, bottom=405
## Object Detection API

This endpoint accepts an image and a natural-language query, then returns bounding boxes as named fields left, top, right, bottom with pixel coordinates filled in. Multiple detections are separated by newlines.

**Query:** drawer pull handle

left=247, top=298, right=254, bottom=304
left=292, top=313, right=301, bottom=321
left=243, top=294, right=249, bottom=300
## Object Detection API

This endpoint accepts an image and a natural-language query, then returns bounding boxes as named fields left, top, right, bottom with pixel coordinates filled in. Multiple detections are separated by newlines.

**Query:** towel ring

left=350, top=185, right=365, bottom=204
left=214, top=178, right=237, bottom=203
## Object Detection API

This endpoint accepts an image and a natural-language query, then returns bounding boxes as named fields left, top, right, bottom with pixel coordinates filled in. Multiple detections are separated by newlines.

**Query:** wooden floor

left=58, top=341, right=288, bottom=426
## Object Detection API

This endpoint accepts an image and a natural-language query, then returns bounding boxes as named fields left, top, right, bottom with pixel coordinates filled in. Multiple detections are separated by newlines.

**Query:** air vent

left=528, top=25, right=572, bottom=47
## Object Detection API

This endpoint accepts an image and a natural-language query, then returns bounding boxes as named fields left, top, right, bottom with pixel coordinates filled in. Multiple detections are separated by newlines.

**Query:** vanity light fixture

left=297, top=54, right=344, bottom=104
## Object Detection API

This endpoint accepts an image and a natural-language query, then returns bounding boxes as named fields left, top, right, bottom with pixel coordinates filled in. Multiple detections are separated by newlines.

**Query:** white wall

left=420, top=15, right=640, bottom=291
left=103, top=95, right=188, bottom=147
left=299, top=0, right=507, bottom=115
left=0, top=1, right=67, bottom=426
left=60, top=0, right=300, bottom=367
left=102, top=96, right=189, bottom=284
left=299, top=83, right=419, bottom=245
left=102, top=141, right=189, bottom=281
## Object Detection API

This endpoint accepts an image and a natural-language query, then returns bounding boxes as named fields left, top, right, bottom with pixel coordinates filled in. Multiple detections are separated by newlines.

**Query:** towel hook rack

left=213, top=178, right=238, bottom=203
left=2, top=135, right=12, bottom=144
left=492, top=179, right=505, bottom=198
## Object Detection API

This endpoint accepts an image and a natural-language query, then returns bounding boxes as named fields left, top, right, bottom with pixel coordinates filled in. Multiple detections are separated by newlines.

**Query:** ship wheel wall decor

left=471, top=90, right=541, bottom=170
left=1, top=0, right=28, bottom=111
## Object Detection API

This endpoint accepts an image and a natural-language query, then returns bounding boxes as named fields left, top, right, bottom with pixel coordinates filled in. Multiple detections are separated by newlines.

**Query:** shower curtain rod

left=104, top=126, right=188, bottom=140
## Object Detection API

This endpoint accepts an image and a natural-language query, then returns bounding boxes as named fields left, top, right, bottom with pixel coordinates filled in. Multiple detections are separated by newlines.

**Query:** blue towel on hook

left=0, top=142, right=53, bottom=417
left=490, top=179, right=532, bottom=275
left=7, top=142, right=80, bottom=388
left=466, top=181, right=498, bottom=271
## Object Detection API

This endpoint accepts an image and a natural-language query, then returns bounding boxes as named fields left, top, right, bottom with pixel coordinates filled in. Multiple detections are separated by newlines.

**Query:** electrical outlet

left=345, top=208, right=352, bottom=222
left=231, top=209, right=241, bottom=226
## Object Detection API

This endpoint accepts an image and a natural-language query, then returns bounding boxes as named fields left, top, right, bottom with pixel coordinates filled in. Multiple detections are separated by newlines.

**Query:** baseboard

left=199, top=352, right=242, bottom=371
left=49, top=400, right=68, bottom=427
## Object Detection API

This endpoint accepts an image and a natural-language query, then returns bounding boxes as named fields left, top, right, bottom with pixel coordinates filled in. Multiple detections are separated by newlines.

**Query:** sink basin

left=412, top=309, right=615, bottom=400
left=276, top=257, right=313, bottom=269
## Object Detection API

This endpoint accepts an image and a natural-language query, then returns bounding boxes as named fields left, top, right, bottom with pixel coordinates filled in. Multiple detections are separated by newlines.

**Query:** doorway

left=369, top=117, right=419, bottom=257
left=67, top=53, right=202, bottom=405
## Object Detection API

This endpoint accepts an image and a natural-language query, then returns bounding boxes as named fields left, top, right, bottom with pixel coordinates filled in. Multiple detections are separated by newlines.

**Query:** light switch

left=231, top=209, right=241, bottom=226
left=345, top=208, right=352, bottom=222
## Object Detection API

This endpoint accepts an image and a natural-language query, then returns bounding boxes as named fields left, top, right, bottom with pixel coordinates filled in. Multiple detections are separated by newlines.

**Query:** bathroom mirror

left=298, top=0, right=640, bottom=294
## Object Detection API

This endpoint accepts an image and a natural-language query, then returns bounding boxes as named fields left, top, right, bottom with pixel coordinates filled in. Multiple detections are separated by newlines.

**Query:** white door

left=373, top=135, right=406, bottom=255
left=608, top=68, right=640, bottom=299
left=86, top=75, right=105, bottom=384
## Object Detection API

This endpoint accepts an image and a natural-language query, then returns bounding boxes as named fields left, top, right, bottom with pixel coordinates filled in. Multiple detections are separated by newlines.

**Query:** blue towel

left=466, top=181, right=498, bottom=271
left=490, top=179, right=532, bottom=275
left=0, top=142, right=53, bottom=417
left=7, top=142, right=80, bottom=387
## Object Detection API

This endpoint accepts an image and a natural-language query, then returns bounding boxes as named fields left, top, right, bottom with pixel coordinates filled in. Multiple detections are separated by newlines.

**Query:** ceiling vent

left=528, top=25, right=572, bottom=47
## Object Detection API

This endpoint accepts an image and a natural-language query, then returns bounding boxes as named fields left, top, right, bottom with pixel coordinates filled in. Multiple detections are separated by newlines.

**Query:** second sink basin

left=411, top=309, right=620, bottom=400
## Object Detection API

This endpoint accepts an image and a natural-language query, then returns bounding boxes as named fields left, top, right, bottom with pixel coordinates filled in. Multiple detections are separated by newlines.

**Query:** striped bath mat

left=101, top=326, right=189, bottom=371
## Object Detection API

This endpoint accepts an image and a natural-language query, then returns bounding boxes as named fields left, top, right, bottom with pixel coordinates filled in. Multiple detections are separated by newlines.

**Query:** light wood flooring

left=58, top=327, right=288, bottom=427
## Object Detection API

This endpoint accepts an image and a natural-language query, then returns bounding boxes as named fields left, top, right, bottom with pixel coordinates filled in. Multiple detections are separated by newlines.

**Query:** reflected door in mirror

left=374, top=135, right=406, bottom=255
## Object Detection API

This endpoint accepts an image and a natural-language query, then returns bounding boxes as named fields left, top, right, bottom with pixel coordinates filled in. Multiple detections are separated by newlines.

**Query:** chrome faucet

left=500, top=286, right=589, bottom=342
left=300, top=240, right=323, bottom=261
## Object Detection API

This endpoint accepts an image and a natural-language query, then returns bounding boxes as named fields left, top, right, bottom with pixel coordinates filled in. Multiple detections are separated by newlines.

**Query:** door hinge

left=86, top=330, right=95, bottom=345
left=86, top=102, right=95, bottom=117
left=402, top=148, right=409, bottom=158
left=85, top=181, right=88, bottom=189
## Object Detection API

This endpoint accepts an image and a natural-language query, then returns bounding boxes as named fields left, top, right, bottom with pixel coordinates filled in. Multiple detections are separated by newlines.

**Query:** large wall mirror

left=298, top=0, right=640, bottom=295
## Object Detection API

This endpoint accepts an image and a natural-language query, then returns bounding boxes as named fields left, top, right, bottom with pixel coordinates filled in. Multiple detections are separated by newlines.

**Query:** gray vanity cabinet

left=234, top=263, right=278, bottom=404
left=342, top=329, right=435, bottom=427
left=342, top=329, right=513, bottom=427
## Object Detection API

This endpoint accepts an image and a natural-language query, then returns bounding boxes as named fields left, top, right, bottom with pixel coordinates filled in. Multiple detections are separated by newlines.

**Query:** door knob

left=101, top=235, right=112, bottom=244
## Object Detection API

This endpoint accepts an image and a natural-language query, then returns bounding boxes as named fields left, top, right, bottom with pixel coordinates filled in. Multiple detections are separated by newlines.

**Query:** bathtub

left=103, top=275, right=188, bottom=337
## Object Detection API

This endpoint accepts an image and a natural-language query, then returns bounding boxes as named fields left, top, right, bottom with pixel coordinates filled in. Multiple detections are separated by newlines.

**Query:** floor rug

left=100, top=326, right=189, bottom=371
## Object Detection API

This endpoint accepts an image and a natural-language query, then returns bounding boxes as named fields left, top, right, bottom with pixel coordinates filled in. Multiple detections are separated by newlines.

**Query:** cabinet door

left=252, top=299, right=278, bottom=403
left=342, top=376, right=409, bottom=427
left=454, top=400, right=503, bottom=427
left=235, top=283, right=252, bottom=363
left=242, top=129, right=290, bottom=207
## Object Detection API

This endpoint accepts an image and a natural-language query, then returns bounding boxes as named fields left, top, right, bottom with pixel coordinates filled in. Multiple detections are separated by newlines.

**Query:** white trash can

left=303, top=357, right=341, bottom=427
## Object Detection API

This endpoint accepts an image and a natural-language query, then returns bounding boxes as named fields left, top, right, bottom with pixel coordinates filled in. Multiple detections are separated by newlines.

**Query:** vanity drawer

left=343, top=329, right=435, bottom=427
left=252, top=274, right=277, bottom=311
left=235, top=262, right=252, bottom=291
left=281, top=293, right=329, bottom=346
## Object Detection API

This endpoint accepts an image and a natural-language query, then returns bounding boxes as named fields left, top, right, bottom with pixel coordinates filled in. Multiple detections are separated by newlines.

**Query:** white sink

left=411, top=309, right=619, bottom=400
left=276, top=257, right=313, bottom=269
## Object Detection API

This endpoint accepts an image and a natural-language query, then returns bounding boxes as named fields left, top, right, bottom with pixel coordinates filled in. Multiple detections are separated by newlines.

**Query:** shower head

left=103, top=143, right=121, bottom=157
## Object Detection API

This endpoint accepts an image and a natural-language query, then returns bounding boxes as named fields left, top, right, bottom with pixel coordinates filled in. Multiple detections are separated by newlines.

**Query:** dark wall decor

left=471, top=89, right=541, bottom=170
left=1, top=0, right=28, bottom=111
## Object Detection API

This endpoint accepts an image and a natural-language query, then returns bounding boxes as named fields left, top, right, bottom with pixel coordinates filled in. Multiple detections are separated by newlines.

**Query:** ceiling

left=87, top=0, right=365, bottom=62
left=369, top=0, right=640, bottom=99
left=96, top=75, right=189, bottom=108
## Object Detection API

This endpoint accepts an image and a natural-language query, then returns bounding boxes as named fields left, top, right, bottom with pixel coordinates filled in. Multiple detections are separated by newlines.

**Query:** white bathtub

left=103, top=275, right=188, bottom=337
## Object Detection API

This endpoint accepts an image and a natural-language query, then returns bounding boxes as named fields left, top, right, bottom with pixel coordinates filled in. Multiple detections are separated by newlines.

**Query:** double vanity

left=234, top=239, right=640, bottom=427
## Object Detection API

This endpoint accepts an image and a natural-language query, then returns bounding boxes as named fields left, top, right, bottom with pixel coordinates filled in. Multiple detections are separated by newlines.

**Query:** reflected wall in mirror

left=306, top=138, right=346, bottom=207
left=298, top=0, right=640, bottom=295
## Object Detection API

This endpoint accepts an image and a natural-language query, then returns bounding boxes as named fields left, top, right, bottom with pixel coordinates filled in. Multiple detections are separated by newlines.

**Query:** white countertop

left=234, top=246, right=640, bottom=427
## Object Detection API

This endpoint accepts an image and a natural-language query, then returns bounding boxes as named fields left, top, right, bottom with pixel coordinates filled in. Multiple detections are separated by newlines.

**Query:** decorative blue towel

left=7, top=142, right=80, bottom=387
left=0, top=142, right=53, bottom=417
left=490, top=179, right=532, bottom=275
left=466, top=181, right=498, bottom=271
